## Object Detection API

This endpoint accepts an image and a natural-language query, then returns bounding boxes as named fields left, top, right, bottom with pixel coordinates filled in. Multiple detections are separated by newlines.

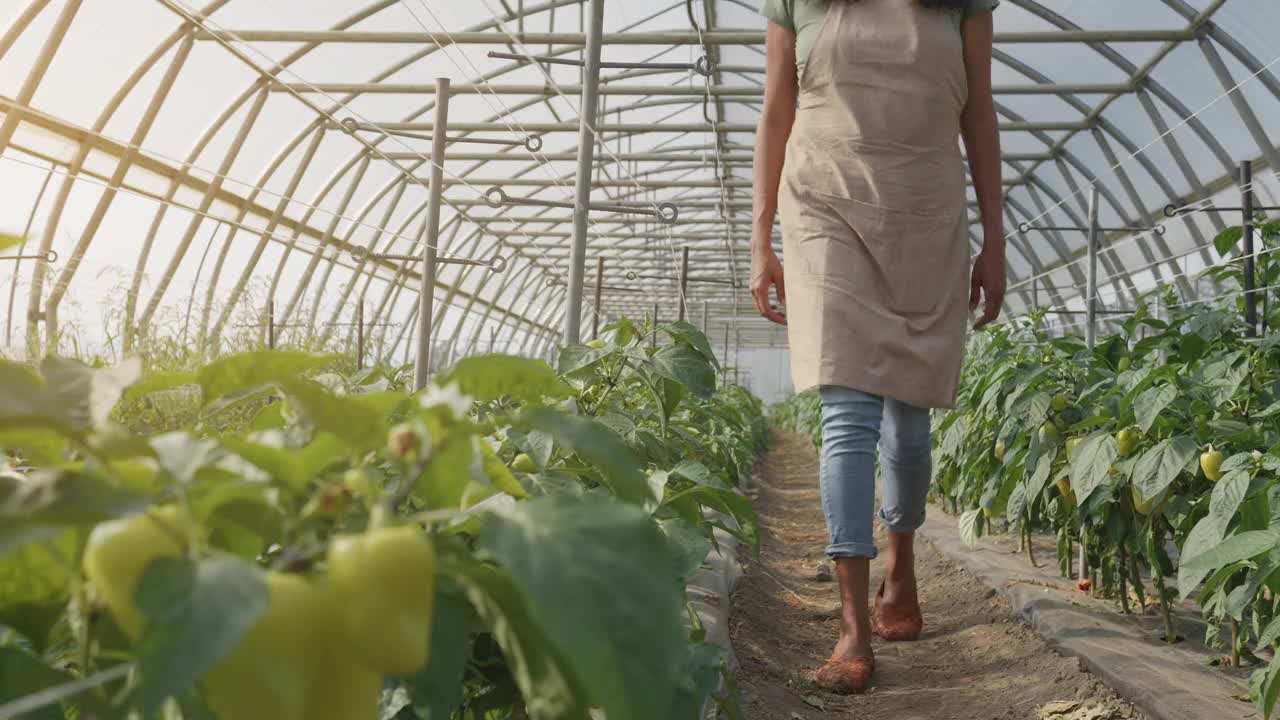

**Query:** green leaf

left=1215, top=225, right=1244, bottom=257
left=603, top=319, right=636, bottom=347
left=1178, top=530, right=1278, bottom=600
left=441, top=557, right=590, bottom=720
left=1260, top=614, right=1280, bottom=648
left=279, top=377, right=384, bottom=452
left=1069, top=432, right=1119, bottom=505
left=0, top=233, right=24, bottom=254
left=519, top=409, right=650, bottom=505
left=661, top=321, right=721, bottom=370
left=658, top=517, right=713, bottom=580
left=397, top=576, right=473, bottom=720
left=0, top=647, right=73, bottom=720
left=480, top=494, right=687, bottom=720
left=416, top=433, right=476, bottom=510
left=670, top=459, right=727, bottom=489
left=1227, top=549, right=1280, bottom=621
left=516, top=429, right=554, bottom=471
left=666, top=485, right=759, bottom=553
left=557, top=345, right=611, bottom=391
left=42, top=357, right=143, bottom=430
left=652, top=343, right=717, bottom=398
left=1131, top=436, right=1198, bottom=500
left=249, top=401, right=287, bottom=431
left=220, top=432, right=346, bottom=493
left=133, top=555, right=268, bottom=714
left=0, top=469, right=153, bottom=552
left=664, top=642, right=725, bottom=719
left=0, top=529, right=76, bottom=608
left=197, top=350, right=337, bottom=406
left=0, top=428, right=65, bottom=466
left=1133, top=385, right=1177, bottom=434
left=1025, top=451, right=1054, bottom=502
left=1208, top=469, right=1251, bottom=533
left=656, top=376, right=686, bottom=422
left=439, top=354, right=570, bottom=402
left=149, top=432, right=219, bottom=486
left=121, top=371, right=197, bottom=403
left=1250, top=651, right=1280, bottom=720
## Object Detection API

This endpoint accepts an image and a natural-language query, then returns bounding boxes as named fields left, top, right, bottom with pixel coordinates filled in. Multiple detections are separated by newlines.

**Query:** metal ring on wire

left=693, top=56, right=715, bottom=77
left=1152, top=223, right=1168, bottom=237
left=488, top=255, right=508, bottom=273
left=657, top=203, right=679, bottom=225
left=350, top=245, right=370, bottom=260
left=524, top=135, right=543, bottom=153
left=45, top=250, right=58, bottom=263
left=339, top=117, right=361, bottom=135
left=1163, top=204, right=1181, bottom=218
left=625, top=270, right=638, bottom=281
left=485, top=186, right=508, bottom=209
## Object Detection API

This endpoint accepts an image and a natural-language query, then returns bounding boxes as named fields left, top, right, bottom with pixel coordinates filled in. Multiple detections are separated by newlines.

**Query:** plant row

left=0, top=317, right=766, bottom=720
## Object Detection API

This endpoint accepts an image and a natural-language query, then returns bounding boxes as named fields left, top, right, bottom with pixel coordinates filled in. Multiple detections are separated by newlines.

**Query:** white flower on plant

left=419, top=382, right=474, bottom=417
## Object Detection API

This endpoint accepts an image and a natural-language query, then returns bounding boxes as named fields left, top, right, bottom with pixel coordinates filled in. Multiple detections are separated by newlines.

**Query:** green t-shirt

left=760, top=0, right=999, bottom=83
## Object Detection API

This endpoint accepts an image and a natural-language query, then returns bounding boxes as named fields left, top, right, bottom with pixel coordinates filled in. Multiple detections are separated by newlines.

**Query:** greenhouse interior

left=2, top=0, right=1280, bottom=718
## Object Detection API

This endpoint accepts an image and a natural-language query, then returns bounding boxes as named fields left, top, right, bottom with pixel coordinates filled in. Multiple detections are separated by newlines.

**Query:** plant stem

left=1231, top=619, right=1241, bottom=668
left=1119, top=547, right=1130, bottom=614
left=1151, top=569, right=1177, bottom=643
left=1025, top=522, right=1038, bottom=568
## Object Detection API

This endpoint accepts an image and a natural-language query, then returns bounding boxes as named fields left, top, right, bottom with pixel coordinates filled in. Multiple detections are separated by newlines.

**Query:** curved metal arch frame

left=1, top=0, right=1278, bottom=364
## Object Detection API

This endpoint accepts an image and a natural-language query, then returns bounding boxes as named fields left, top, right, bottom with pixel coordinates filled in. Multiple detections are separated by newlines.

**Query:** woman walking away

left=750, top=0, right=1006, bottom=695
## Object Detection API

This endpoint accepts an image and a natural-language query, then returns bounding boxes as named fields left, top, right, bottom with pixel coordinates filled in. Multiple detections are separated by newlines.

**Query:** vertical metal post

left=414, top=78, right=451, bottom=391
left=651, top=303, right=659, bottom=347
left=722, top=322, right=730, bottom=379
left=267, top=300, right=276, bottom=350
left=562, top=0, right=606, bottom=345
left=678, top=246, right=690, bottom=322
left=1032, top=277, right=1039, bottom=310
left=734, top=323, right=740, bottom=384
left=701, top=300, right=709, bottom=334
left=1085, top=186, right=1100, bottom=351
left=592, top=256, right=604, bottom=339
left=1080, top=188, right=1098, bottom=582
left=357, top=303, right=365, bottom=369
left=1242, top=160, right=1258, bottom=337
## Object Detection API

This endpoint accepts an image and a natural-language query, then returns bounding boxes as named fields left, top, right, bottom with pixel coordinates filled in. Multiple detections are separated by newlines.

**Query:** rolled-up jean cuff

left=879, top=507, right=927, bottom=535
left=826, top=541, right=878, bottom=559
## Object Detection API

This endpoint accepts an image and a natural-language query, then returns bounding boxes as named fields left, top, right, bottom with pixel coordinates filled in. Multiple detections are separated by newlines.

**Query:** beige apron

left=780, top=0, right=972, bottom=410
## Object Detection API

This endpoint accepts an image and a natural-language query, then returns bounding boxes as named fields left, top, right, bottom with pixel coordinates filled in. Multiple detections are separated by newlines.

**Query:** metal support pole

left=1086, top=186, right=1100, bottom=351
left=1243, top=160, right=1258, bottom=337
left=678, top=246, right=690, bottom=322
left=701, top=300, right=709, bottom=334
left=734, top=324, right=741, bottom=384
left=592, top=256, right=604, bottom=339
left=413, top=78, right=450, bottom=391
left=651, top=303, right=659, bottom=347
left=722, top=323, right=730, bottom=378
left=357, top=303, right=365, bottom=369
left=267, top=300, right=276, bottom=350
left=562, top=0, right=606, bottom=345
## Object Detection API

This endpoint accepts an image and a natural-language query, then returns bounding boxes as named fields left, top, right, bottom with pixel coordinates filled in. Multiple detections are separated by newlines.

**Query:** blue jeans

left=819, top=386, right=932, bottom=559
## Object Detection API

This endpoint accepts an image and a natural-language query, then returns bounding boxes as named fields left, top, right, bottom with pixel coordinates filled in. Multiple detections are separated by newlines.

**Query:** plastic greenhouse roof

left=1, top=0, right=1279, bottom=362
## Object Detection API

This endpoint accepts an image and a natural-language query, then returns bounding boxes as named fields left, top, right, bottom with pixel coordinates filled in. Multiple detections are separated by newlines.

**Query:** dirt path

left=728, top=431, right=1146, bottom=720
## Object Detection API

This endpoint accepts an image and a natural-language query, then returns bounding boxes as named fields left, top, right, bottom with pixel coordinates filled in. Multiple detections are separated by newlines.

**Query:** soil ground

left=728, top=430, right=1148, bottom=720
